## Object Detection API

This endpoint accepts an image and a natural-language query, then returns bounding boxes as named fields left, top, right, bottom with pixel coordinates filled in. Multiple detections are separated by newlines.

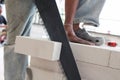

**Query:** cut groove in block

left=14, top=36, right=62, bottom=61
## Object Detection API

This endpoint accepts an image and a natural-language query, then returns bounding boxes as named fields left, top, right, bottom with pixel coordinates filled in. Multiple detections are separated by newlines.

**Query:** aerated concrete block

left=30, top=57, right=63, bottom=73
left=29, top=67, right=64, bottom=80
left=14, top=36, right=62, bottom=61
left=70, top=43, right=110, bottom=66
left=109, top=51, right=120, bottom=70
left=76, top=61, right=120, bottom=80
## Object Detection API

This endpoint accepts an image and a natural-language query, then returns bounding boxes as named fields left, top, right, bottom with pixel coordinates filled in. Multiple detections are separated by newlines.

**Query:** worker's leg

left=64, top=0, right=94, bottom=45
left=4, top=0, right=36, bottom=80
left=73, top=0, right=105, bottom=46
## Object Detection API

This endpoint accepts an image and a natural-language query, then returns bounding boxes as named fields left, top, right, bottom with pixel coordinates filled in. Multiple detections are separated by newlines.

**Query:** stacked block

left=15, top=36, right=62, bottom=60
left=30, top=57, right=65, bottom=80
left=15, top=36, right=120, bottom=80
left=15, top=36, right=64, bottom=80
left=70, top=43, right=120, bottom=80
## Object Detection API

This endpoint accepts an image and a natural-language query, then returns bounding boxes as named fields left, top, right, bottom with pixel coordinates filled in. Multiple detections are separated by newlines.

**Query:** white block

left=14, top=36, right=62, bottom=61
left=77, top=61, right=120, bottom=80
left=30, top=67, right=64, bottom=80
left=109, top=51, right=120, bottom=69
left=62, top=75, right=67, bottom=80
left=70, top=43, right=110, bottom=66
left=30, top=57, right=63, bottom=73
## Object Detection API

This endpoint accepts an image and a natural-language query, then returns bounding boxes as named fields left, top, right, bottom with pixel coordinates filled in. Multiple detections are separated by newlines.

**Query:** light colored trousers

left=74, top=0, right=106, bottom=26
left=4, top=0, right=105, bottom=80
left=4, top=0, right=36, bottom=80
